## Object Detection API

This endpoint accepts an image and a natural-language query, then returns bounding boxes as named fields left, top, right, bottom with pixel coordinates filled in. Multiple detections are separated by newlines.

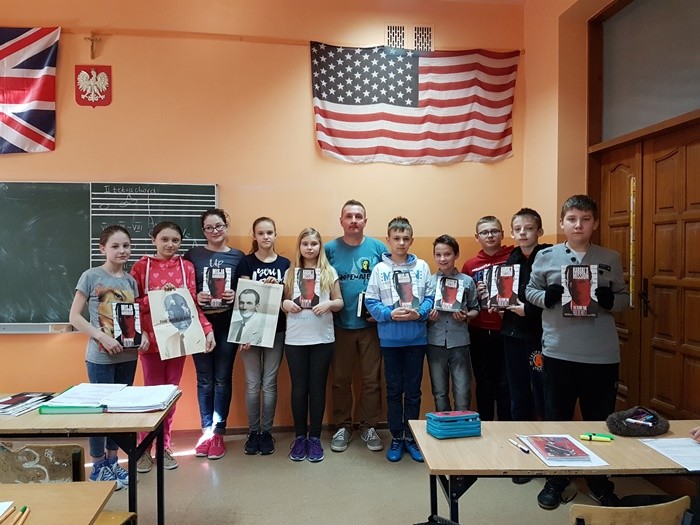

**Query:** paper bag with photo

left=228, top=279, right=283, bottom=348
left=148, top=289, right=206, bottom=360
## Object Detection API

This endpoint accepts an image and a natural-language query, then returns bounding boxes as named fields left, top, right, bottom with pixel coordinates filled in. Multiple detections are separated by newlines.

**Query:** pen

left=509, top=438, right=530, bottom=454
left=0, top=506, right=16, bottom=525
left=14, top=507, right=28, bottom=525
left=625, top=418, right=653, bottom=426
left=9, top=507, right=26, bottom=525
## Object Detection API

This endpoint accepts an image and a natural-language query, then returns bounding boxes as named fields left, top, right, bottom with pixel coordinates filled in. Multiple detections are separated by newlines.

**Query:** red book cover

left=112, top=302, right=142, bottom=348
left=293, top=268, right=319, bottom=309
left=435, top=276, right=465, bottom=312
left=526, top=435, right=590, bottom=460
left=488, top=264, right=520, bottom=309
left=203, top=267, right=232, bottom=309
left=561, top=264, right=599, bottom=318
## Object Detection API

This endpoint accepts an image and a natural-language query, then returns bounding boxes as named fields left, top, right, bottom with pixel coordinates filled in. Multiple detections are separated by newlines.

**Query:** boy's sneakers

left=244, top=431, right=261, bottom=455
left=289, top=436, right=308, bottom=461
left=164, top=448, right=178, bottom=470
left=207, top=434, right=226, bottom=460
left=330, top=428, right=351, bottom=452
left=259, top=431, right=275, bottom=455
left=107, top=456, right=129, bottom=487
left=361, top=427, right=384, bottom=451
left=404, top=439, right=423, bottom=462
left=90, top=458, right=124, bottom=490
left=307, top=437, right=325, bottom=463
left=136, top=452, right=153, bottom=473
left=194, top=434, right=212, bottom=457
left=386, top=438, right=405, bottom=462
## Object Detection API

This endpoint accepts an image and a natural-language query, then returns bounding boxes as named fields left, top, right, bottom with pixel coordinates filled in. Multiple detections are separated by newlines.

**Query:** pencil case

left=426, top=411, right=481, bottom=439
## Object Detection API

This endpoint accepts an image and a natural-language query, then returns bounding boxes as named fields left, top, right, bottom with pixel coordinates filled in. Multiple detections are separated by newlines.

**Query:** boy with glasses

left=461, top=216, right=513, bottom=421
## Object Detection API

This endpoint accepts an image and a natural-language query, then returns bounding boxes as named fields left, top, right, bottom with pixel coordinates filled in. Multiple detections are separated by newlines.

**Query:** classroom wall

left=1, top=0, right=606, bottom=431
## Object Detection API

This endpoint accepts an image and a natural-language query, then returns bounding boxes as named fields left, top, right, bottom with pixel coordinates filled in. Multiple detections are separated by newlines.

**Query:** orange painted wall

left=1, top=0, right=603, bottom=431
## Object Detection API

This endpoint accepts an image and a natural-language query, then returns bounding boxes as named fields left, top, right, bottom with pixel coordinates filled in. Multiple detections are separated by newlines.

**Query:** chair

left=569, top=495, right=691, bottom=525
left=0, top=442, right=136, bottom=525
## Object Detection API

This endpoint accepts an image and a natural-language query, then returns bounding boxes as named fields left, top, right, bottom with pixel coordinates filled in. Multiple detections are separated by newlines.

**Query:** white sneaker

left=361, top=427, right=384, bottom=451
left=330, top=428, right=351, bottom=452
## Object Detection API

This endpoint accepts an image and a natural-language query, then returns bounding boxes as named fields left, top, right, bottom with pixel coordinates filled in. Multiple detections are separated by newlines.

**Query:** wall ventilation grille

left=386, top=25, right=433, bottom=51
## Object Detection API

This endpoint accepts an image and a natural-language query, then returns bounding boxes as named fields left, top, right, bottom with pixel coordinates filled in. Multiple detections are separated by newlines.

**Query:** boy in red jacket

left=461, top=216, right=513, bottom=421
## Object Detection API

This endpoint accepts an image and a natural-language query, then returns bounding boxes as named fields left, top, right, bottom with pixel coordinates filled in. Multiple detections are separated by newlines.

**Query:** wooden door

left=641, top=123, right=700, bottom=418
left=599, top=144, right=643, bottom=407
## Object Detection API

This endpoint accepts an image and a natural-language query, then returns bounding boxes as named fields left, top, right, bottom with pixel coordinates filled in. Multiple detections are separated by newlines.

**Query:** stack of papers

left=39, top=383, right=180, bottom=414
left=102, top=384, right=180, bottom=413
left=0, top=392, right=54, bottom=416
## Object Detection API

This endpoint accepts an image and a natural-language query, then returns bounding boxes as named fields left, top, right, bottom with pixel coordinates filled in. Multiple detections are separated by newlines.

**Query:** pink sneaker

left=194, top=434, right=212, bottom=457
left=208, top=434, right=227, bottom=460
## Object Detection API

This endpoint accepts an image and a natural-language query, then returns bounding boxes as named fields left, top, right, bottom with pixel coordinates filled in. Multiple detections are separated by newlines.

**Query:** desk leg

left=155, top=422, right=165, bottom=525
left=430, top=475, right=438, bottom=516
left=110, top=433, right=140, bottom=515
left=436, top=475, right=477, bottom=523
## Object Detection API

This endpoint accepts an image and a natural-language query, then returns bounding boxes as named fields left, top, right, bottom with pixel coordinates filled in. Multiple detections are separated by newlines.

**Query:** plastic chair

left=570, top=495, right=691, bottom=525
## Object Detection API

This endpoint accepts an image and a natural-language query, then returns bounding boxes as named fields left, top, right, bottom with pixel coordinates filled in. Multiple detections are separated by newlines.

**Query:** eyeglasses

left=203, top=224, right=226, bottom=233
left=477, top=229, right=503, bottom=238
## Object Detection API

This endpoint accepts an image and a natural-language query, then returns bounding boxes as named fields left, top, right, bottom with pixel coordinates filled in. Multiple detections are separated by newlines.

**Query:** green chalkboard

left=0, top=182, right=216, bottom=329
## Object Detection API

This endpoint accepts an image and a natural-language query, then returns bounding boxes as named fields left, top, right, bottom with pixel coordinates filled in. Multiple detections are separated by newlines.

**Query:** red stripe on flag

left=420, top=78, right=516, bottom=93
left=315, top=123, right=512, bottom=143
left=313, top=106, right=511, bottom=126
left=0, top=76, right=56, bottom=103
left=317, top=140, right=513, bottom=160
left=419, top=95, right=515, bottom=109
left=0, top=110, right=55, bottom=150
left=0, top=27, right=57, bottom=61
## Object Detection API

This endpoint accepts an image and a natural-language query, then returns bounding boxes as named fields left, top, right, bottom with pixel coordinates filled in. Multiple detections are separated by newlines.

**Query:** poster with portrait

left=202, top=266, right=231, bottom=309
left=227, top=279, right=283, bottom=348
left=434, top=276, right=465, bottom=312
left=488, top=264, right=520, bottom=309
left=561, top=264, right=598, bottom=318
left=148, top=289, right=206, bottom=359
left=112, top=302, right=142, bottom=348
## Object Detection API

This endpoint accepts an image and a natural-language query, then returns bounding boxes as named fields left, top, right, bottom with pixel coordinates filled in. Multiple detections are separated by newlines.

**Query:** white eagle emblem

left=77, top=68, right=109, bottom=102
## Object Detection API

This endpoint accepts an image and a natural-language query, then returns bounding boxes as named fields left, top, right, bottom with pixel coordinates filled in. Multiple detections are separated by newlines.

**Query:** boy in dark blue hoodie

left=365, top=217, right=434, bottom=463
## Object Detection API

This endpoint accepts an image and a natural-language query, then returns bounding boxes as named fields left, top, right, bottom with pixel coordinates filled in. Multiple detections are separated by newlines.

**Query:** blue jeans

left=426, top=345, right=471, bottom=411
left=503, top=337, right=544, bottom=420
left=85, top=359, right=138, bottom=458
left=381, top=345, right=426, bottom=439
left=239, top=332, right=284, bottom=432
left=192, top=310, right=237, bottom=435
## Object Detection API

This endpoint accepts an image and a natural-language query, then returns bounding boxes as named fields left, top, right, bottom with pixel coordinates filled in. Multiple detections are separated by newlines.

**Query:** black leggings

left=285, top=343, right=334, bottom=438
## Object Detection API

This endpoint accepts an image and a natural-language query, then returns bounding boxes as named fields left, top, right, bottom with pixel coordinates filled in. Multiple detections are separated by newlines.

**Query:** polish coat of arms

left=75, top=65, right=112, bottom=107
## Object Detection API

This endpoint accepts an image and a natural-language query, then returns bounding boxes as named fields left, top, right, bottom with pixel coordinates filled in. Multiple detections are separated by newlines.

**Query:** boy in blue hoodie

left=365, top=217, right=434, bottom=463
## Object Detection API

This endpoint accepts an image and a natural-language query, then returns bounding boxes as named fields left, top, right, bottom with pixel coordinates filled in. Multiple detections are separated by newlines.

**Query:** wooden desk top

left=0, top=393, right=180, bottom=436
left=409, top=419, right=700, bottom=477
left=0, top=481, right=115, bottom=525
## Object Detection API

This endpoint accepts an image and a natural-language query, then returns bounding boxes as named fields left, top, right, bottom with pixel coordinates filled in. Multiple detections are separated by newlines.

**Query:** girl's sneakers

left=289, top=436, right=307, bottom=461
left=207, top=434, right=227, bottom=460
left=90, top=457, right=124, bottom=490
left=307, top=437, right=325, bottom=462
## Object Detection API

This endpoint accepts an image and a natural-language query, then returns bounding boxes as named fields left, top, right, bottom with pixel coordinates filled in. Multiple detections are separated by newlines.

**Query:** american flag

left=311, top=42, right=520, bottom=165
left=0, top=27, right=60, bottom=155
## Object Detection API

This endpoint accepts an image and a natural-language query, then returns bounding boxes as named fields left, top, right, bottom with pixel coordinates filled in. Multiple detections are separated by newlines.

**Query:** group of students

left=69, top=195, right=699, bottom=512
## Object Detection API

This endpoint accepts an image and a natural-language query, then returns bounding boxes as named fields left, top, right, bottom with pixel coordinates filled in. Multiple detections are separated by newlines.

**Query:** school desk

left=409, top=419, right=700, bottom=523
left=0, top=393, right=180, bottom=525
left=0, top=481, right=115, bottom=525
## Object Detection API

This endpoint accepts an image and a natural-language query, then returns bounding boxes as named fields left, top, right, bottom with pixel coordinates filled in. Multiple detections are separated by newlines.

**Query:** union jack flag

left=0, top=27, right=60, bottom=154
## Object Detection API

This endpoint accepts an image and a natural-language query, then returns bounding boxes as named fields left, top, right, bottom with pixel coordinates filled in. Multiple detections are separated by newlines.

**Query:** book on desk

left=38, top=383, right=180, bottom=414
